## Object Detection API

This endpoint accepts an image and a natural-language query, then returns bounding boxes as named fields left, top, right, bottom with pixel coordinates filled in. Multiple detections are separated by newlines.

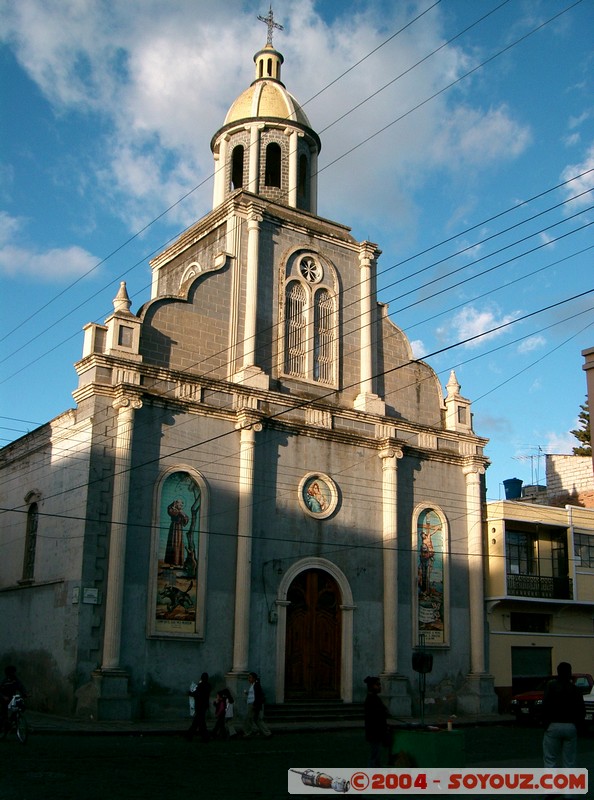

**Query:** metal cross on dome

left=258, top=5, right=284, bottom=46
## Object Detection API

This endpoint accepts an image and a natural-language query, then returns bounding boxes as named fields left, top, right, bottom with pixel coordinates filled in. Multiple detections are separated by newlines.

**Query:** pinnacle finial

left=446, top=370, right=461, bottom=398
left=258, top=5, right=283, bottom=46
left=113, top=281, right=132, bottom=313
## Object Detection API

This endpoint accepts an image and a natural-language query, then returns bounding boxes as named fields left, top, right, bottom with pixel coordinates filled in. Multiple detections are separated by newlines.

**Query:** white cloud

left=0, top=213, right=97, bottom=281
left=430, top=104, right=531, bottom=169
left=517, top=335, right=545, bottom=354
left=0, top=0, right=533, bottom=235
left=560, top=142, right=594, bottom=209
left=410, top=339, right=426, bottom=358
left=544, top=431, right=576, bottom=455
left=437, top=304, right=519, bottom=349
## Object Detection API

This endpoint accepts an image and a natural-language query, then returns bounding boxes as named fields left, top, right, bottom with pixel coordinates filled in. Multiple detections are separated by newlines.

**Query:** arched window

left=283, top=255, right=337, bottom=385
left=149, top=469, right=209, bottom=639
left=285, top=282, right=307, bottom=377
left=231, top=145, right=244, bottom=190
left=413, top=506, right=449, bottom=647
left=314, top=289, right=334, bottom=384
left=298, top=153, right=309, bottom=201
left=22, top=502, right=38, bottom=581
left=265, top=142, right=282, bottom=188
left=267, top=57, right=273, bottom=77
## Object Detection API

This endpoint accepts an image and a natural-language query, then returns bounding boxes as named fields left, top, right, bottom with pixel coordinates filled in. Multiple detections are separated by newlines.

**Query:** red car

left=510, top=673, right=593, bottom=723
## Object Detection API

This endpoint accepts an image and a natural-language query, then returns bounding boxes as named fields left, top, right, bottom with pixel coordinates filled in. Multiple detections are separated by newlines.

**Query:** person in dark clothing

left=243, top=672, right=271, bottom=737
left=0, top=665, right=27, bottom=730
left=542, top=661, right=586, bottom=769
left=186, top=672, right=211, bottom=742
left=364, top=676, right=389, bottom=767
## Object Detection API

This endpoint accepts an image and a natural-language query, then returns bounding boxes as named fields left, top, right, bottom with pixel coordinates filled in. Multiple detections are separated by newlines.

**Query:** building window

left=574, top=533, right=594, bottom=567
left=510, top=612, right=551, bottom=633
left=265, top=142, right=281, bottom=188
left=314, top=289, right=333, bottom=384
left=283, top=255, right=336, bottom=385
left=231, top=145, right=244, bottom=190
left=414, top=507, right=448, bottom=646
left=506, top=531, right=536, bottom=575
left=22, top=502, right=38, bottom=581
left=118, top=325, right=133, bottom=348
left=149, top=470, right=208, bottom=639
left=285, top=282, right=307, bottom=377
left=298, top=153, right=308, bottom=201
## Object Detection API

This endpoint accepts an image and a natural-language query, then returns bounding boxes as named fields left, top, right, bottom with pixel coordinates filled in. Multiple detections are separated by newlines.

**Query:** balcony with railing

left=506, top=573, right=573, bottom=600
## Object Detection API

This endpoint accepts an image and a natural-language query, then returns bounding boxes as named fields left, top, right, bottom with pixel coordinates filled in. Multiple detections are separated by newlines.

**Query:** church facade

left=0, top=31, right=496, bottom=719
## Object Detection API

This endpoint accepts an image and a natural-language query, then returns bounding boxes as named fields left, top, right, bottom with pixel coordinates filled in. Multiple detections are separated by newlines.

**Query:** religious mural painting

left=298, top=473, right=338, bottom=519
left=152, top=471, right=202, bottom=636
left=415, top=508, right=447, bottom=646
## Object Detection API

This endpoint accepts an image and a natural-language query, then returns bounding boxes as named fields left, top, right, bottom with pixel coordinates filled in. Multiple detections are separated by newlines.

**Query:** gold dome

left=224, top=79, right=311, bottom=127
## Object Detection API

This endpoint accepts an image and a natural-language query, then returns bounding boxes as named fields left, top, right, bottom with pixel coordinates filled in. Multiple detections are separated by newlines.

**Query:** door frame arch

left=275, top=557, right=355, bottom=703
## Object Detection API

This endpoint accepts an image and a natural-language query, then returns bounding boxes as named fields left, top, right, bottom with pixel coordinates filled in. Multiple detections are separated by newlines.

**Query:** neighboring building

left=486, top=499, right=594, bottom=711
left=505, top=454, right=594, bottom=509
left=582, top=345, right=594, bottom=458
left=0, top=27, right=496, bottom=719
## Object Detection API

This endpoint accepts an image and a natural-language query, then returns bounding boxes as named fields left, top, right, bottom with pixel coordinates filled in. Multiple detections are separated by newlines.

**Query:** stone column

left=234, top=207, right=268, bottom=389
left=354, top=243, right=384, bottom=414
left=248, top=124, right=260, bottom=194
left=83, top=392, right=142, bottom=720
left=230, top=414, right=262, bottom=677
left=458, top=462, right=497, bottom=714
left=288, top=128, right=298, bottom=207
left=379, top=445, right=410, bottom=715
left=464, top=464, right=486, bottom=675
left=213, top=134, right=228, bottom=207
left=379, top=445, right=403, bottom=674
left=102, top=393, right=142, bottom=670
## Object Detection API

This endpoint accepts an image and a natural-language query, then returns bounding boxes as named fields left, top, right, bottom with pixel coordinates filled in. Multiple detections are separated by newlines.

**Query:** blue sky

left=1, top=0, right=593, bottom=500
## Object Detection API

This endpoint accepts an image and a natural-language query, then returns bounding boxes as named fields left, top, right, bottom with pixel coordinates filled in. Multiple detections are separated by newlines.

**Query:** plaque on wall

left=298, top=473, right=338, bottom=519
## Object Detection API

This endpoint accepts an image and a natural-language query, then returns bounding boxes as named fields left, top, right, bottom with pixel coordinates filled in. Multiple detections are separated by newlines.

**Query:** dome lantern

left=210, top=9, right=320, bottom=214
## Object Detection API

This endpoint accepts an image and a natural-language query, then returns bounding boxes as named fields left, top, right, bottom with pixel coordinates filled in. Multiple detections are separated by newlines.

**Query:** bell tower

left=210, top=9, right=321, bottom=213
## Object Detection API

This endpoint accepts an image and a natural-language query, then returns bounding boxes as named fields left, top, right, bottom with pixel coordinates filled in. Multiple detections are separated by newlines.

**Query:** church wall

left=140, top=262, right=236, bottom=377
left=114, top=408, right=241, bottom=697
left=151, top=222, right=229, bottom=297
left=0, top=415, right=97, bottom=713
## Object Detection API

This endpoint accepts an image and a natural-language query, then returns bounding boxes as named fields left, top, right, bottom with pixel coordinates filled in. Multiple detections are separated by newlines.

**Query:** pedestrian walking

left=222, top=688, right=238, bottom=738
left=542, top=661, right=586, bottom=769
left=243, top=672, right=272, bottom=737
left=211, top=691, right=228, bottom=739
left=364, top=675, right=389, bottom=767
left=186, top=672, right=211, bottom=742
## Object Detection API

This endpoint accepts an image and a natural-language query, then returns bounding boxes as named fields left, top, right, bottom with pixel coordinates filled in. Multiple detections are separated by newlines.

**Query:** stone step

left=265, top=700, right=364, bottom=722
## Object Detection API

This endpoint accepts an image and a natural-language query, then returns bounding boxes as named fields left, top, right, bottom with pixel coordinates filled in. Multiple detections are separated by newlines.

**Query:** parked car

left=584, top=686, right=594, bottom=724
left=510, top=673, right=593, bottom=723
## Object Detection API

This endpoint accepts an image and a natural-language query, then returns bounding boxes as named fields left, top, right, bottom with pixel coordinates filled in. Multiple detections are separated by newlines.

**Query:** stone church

left=0, top=22, right=496, bottom=719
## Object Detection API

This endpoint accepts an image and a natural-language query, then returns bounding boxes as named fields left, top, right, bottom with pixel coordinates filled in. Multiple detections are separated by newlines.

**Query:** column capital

left=358, top=240, right=380, bottom=266
left=112, top=393, right=143, bottom=412
left=463, top=461, right=486, bottom=480
left=235, top=411, right=264, bottom=432
left=379, top=443, right=404, bottom=462
left=246, top=206, right=263, bottom=225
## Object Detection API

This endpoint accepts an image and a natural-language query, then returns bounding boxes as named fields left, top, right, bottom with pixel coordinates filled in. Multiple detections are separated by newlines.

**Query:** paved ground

left=1, top=714, right=592, bottom=799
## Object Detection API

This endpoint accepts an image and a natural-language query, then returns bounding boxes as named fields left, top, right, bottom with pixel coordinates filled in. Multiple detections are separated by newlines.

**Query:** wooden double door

left=284, top=569, right=341, bottom=699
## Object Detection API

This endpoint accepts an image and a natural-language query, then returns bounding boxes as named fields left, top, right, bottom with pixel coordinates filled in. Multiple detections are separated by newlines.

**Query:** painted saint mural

left=416, top=509, right=445, bottom=645
left=154, top=471, right=200, bottom=635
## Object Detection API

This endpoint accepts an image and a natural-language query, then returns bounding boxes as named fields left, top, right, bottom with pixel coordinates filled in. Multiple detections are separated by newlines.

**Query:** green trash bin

left=391, top=729, right=465, bottom=768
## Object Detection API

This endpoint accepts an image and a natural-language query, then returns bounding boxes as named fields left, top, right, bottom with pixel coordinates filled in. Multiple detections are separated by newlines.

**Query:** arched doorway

left=284, top=568, right=341, bottom=699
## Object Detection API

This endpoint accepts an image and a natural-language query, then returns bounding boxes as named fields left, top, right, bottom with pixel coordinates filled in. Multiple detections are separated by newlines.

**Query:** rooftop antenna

left=512, top=446, right=545, bottom=485
left=258, top=5, right=284, bottom=46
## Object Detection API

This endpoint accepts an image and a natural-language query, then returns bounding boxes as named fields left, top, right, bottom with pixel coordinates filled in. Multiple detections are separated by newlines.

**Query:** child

left=212, top=691, right=227, bottom=739
left=222, top=688, right=238, bottom=738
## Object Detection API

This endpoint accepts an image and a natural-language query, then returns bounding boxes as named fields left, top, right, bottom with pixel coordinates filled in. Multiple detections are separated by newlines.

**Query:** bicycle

left=0, top=694, right=28, bottom=744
